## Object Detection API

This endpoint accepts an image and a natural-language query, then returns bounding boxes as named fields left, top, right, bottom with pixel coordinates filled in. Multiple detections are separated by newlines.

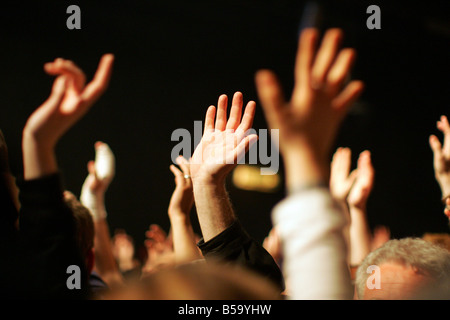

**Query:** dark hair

left=64, top=192, right=94, bottom=261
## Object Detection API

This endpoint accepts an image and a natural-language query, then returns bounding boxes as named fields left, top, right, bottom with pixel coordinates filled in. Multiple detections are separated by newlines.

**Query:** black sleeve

left=198, top=219, right=285, bottom=292
left=14, top=173, right=89, bottom=299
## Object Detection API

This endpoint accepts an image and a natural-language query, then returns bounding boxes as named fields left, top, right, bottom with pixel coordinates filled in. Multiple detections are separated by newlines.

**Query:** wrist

left=192, top=174, right=226, bottom=188
left=283, top=149, right=328, bottom=192
left=168, top=211, right=191, bottom=225
left=437, top=175, right=450, bottom=198
left=23, top=128, right=56, bottom=151
left=22, top=132, right=58, bottom=180
left=349, top=203, right=367, bottom=213
left=81, top=191, right=107, bottom=220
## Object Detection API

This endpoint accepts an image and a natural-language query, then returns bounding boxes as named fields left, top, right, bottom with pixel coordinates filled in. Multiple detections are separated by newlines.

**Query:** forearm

left=348, top=205, right=372, bottom=266
left=169, top=213, right=202, bottom=263
left=192, top=179, right=236, bottom=242
left=279, top=145, right=352, bottom=299
left=84, top=195, right=123, bottom=286
left=22, top=132, right=57, bottom=180
left=283, top=147, right=329, bottom=193
left=93, top=217, right=124, bottom=287
left=437, top=175, right=450, bottom=199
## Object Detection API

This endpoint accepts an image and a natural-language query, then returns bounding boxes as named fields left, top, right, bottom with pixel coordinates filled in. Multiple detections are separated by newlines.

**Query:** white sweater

left=272, top=187, right=353, bottom=299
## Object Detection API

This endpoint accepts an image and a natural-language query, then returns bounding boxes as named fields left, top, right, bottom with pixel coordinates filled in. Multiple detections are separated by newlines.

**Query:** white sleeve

left=272, top=187, right=353, bottom=299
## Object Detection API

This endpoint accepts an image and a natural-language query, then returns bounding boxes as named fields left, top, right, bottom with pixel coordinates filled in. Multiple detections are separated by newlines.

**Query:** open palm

left=189, top=92, right=258, bottom=183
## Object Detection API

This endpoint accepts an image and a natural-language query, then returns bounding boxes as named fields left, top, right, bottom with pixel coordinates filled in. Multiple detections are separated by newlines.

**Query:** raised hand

left=23, top=55, right=114, bottom=149
left=257, top=28, right=364, bottom=299
left=168, top=156, right=194, bottom=218
left=189, top=92, right=258, bottom=184
left=429, top=115, right=450, bottom=200
left=347, top=150, right=375, bottom=209
left=167, top=156, right=203, bottom=263
left=141, top=224, right=175, bottom=275
left=330, top=147, right=358, bottom=203
left=333, top=150, right=375, bottom=266
left=22, top=54, right=114, bottom=180
left=255, top=28, right=364, bottom=190
left=79, top=141, right=123, bottom=286
left=80, top=141, right=115, bottom=220
left=111, top=229, right=139, bottom=273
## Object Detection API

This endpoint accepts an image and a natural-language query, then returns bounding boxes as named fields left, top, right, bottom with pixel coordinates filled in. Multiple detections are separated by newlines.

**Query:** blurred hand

left=429, top=115, right=450, bottom=198
left=23, top=55, right=114, bottom=149
left=330, top=147, right=358, bottom=203
left=347, top=150, right=375, bottom=209
left=80, top=142, right=115, bottom=220
left=112, top=229, right=138, bottom=272
left=141, top=224, right=174, bottom=275
left=255, top=28, right=364, bottom=188
left=81, top=142, right=115, bottom=197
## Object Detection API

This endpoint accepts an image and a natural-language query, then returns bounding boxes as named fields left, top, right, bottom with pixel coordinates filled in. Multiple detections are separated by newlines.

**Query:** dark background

left=0, top=1, right=448, bottom=252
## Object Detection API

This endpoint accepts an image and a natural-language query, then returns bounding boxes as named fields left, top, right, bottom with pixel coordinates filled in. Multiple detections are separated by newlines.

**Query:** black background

left=0, top=1, right=448, bottom=254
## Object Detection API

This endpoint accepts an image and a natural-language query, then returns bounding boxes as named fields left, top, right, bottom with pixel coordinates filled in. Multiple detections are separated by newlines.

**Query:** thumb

left=255, top=70, right=285, bottom=131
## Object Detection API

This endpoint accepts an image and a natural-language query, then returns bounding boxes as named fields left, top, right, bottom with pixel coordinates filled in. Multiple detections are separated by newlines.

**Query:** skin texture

left=255, top=27, right=364, bottom=299
left=255, top=28, right=364, bottom=192
left=168, top=156, right=203, bottom=263
left=81, top=142, right=124, bottom=288
left=329, top=148, right=375, bottom=266
left=429, top=115, right=450, bottom=220
left=190, top=92, right=258, bottom=242
left=22, top=54, right=114, bottom=181
left=363, top=262, right=435, bottom=300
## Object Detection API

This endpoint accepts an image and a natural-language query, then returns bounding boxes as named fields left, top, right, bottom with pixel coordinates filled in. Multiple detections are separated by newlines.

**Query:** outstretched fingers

left=326, top=48, right=356, bottom=95
left=429, top=134, right=443, bottom=158
left=175, top=155, right=190, bottom=174
left=437, top=116, right=450, bottom=157
left=331, top=147, right=352, bottom=180
left=294, top=28, right=319, bottom=88
left=331, top=80, right=364, bottom=112
left=41, top=76, right=68, bottom=113
left=44, top=58, right=86, bottom=93
left=204, top=105, right=216, bottom=132
left=255, top=70, right=285, bottom=131
left=237, top=100, right=256, bottom=133
left=356, top=150, right=375, bottom=186
left=230, top=134, right=258, bottom=164
left=81, top=53, right=115, bottom=103
left=226, top=92, right=243, bottom=131
left=311, top=28, right=343, bottom=89
left=215, top=94, right=228, bottom=131
left=170, top=164, right=183, bottom=177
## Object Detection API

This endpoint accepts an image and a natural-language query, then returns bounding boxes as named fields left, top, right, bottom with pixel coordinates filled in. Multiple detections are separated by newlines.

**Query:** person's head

left=355, top=237, right=450, bottom=300
left=63, top=191, right=95, bottom=274
left=103, top=261, right=282, bottom=300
